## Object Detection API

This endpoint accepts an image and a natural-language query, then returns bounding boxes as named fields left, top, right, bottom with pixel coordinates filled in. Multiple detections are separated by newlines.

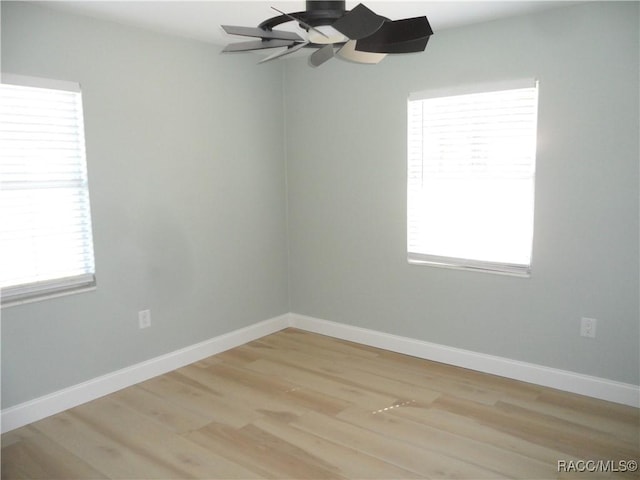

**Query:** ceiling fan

left=221, top=1, right=433, bottom=66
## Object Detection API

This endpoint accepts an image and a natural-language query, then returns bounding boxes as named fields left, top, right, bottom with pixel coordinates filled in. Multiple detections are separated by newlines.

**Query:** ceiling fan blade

left=355, top=16, right=433, bottom=54
left=332, top=3, right=386, bottom=40
left=309, top=44, right=335, bottom=67
left=337, top=40, right=386, bottom=64
left=222, top=39, right=298, bottom=53
left=258, top=42, right=310, bottom=63
left=222, top=25, right=303, bottom=42
left=270, top=7, right=330, bottom=39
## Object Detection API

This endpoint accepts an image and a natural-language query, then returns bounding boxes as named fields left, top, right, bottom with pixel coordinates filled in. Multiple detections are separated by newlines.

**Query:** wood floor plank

left=433, top=394, right=639, bottom=460
left=250, top=416, right=425, bottom=479
left=213, top=344, right=264, bottom=366
left=270, top=331, right=514, bottom=406
left=179, top=360, right=352, bottom=417
left=343, top=347, right=536, bottom=405
left=109, top=385, right=212, bottom=434
left=137, top=371, right=261, bottom=429
left=266, top=329, right=385, bottom=364
left=1, top=426, right=107, bottom=480
left=384, top=402, right=580, bottom=466
left=290, top=410, right=509, bottom=478
left=537, top=389, right=640, bottom=426
left=248, top=339, right=444, bottom=405
left=2, top=329, right=638, bottom=480
left=185, top=419, right=347, bottom=479
left=498, top=394, right=639, bottom=445
left=71, top=396, right=261, bottom=479
left=246, top=357, right=403, bottom=411
left=347, top=351, right=542, bottom=404
left=336, top=404, right=555, bottom=478
left=31, top=410, right=190, bottom=479
left=33, top=396, right=260, bottom=479
left=176, top=362, right=311, bottom=419
left=371, top=343, right=544, bottom=398
left=184, top=361, right=296, bottom=397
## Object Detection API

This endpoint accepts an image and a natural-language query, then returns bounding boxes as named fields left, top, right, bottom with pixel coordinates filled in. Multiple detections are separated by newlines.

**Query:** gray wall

left=1, top=2, right=289, bottom=408
left=285, top=2, right=640, bottom=385
left=2, top=1, right=638, bottom=410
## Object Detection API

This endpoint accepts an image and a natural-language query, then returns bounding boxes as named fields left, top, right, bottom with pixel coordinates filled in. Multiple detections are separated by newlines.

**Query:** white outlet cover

left=580, top=317, right=597, bottom=338
left=138, top=310, right=151, bottom=329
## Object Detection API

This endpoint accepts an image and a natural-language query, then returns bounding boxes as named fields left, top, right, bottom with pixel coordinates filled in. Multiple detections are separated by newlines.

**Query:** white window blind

left=407, top=81, right=538, bottom=276
left=1, top=75, right=96, bottom=305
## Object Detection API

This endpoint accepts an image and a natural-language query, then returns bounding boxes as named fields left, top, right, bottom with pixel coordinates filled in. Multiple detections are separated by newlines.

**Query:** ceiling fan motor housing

left=306, top=1, right=346, bottom=14
left=260, top=1, right=349, bottom=31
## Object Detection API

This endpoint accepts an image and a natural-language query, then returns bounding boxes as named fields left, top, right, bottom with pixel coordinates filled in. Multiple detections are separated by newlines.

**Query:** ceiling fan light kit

left=221, top=1, right=433, bottom=67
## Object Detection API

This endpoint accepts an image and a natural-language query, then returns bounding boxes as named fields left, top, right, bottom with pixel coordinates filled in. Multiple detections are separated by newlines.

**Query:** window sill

left=408, top=254, right=531, bottom=278
left=1, top=284, right=97, bottom=308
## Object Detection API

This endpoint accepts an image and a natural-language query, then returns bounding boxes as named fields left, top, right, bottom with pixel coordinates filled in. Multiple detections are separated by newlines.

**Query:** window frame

left=1, top=74, right=97, bottom=307
left=407, top=79, right=539, bottom=277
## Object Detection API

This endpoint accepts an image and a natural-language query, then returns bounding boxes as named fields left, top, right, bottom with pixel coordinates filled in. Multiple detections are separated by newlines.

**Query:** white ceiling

left=42, top=1, right=577, bottom=47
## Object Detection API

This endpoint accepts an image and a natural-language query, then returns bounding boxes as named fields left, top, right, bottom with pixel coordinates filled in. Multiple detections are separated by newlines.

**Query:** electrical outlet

left=138, top=309, right=151, bottom=329
left=580, top=317, right=597, bottom=338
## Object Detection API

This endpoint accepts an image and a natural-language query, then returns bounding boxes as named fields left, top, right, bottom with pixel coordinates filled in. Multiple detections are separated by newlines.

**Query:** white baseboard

left=3, top=311, right=638, bottom=433
left=289, top=313, right=640, bottom=409
left=1, top=314, right=290, bottom=433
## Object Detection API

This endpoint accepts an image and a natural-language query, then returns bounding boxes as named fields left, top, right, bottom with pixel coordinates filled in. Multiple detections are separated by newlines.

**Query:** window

left=1, top=75, right=96, bottom=305
left=407, top=80, right=538, bottom=276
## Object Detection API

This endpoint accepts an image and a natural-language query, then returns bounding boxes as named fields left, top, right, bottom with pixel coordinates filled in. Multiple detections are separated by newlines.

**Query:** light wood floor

left=2, top=328, right=639, bottom=479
